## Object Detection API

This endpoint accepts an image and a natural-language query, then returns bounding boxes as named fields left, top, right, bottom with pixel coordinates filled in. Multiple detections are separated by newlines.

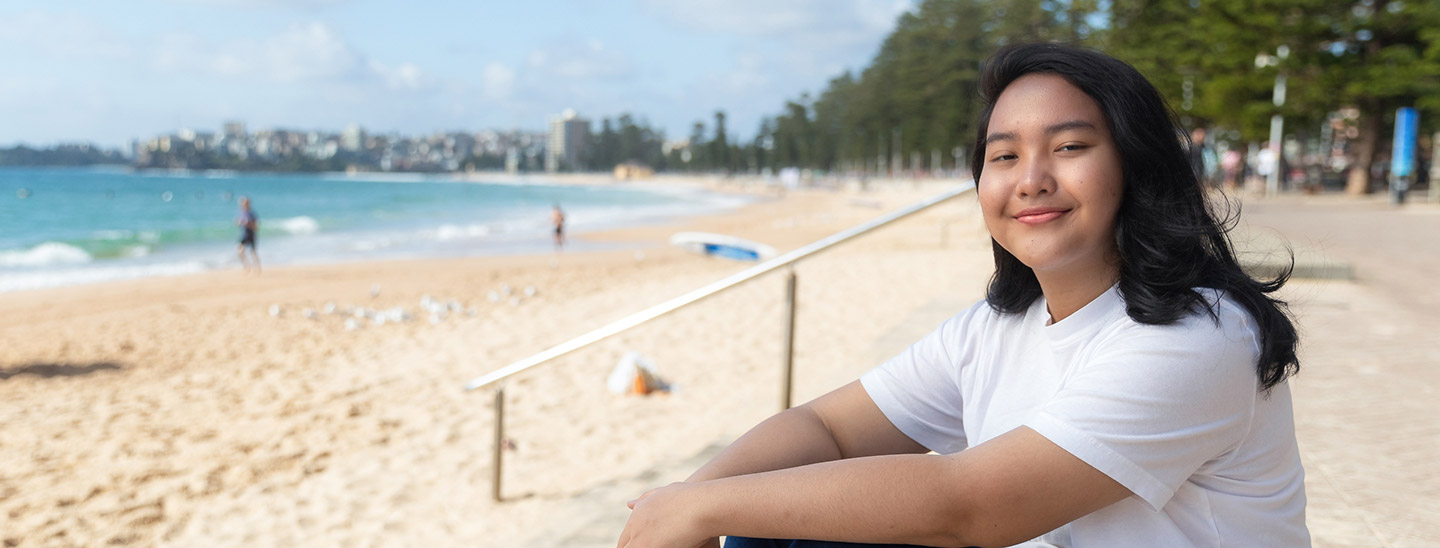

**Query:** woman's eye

left=990, top=154, right=1017, bottom=163
left=1058, top=144, right=1088, bottom=152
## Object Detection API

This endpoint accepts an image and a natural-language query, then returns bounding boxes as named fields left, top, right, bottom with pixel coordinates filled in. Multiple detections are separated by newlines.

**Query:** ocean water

left=0, top=167, right=746, bottom=293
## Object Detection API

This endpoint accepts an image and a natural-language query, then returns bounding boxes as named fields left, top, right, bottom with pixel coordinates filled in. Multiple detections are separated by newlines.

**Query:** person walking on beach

left=551, top=204, right=566, bottom=250
left=236, top=196, right=260, bottom=273
left=619, top=43, right=1307, bottom=548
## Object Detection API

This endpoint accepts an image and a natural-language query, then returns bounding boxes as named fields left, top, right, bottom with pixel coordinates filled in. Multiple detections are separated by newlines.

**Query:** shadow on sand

left=0, top=362, right=124, bottom=380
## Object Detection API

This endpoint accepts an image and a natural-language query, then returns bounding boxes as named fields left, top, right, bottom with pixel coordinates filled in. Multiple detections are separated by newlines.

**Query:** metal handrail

left=464, top=181, right=975, bottom=501
left=463, top=181, right=974, bottom=392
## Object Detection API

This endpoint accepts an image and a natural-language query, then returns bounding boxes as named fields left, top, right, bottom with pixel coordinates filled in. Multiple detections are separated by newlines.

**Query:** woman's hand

left=617, top=482, right=717, bottom=548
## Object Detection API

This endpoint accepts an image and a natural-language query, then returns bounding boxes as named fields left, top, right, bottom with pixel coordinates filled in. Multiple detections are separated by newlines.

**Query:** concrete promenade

left=1239, top=195, right=1440, bottom=547
left=535, top=193, right=1440, bottom=547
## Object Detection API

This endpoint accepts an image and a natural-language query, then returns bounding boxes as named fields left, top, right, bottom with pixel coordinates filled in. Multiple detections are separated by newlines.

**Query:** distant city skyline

left=1, top=0, right=914, bottom=149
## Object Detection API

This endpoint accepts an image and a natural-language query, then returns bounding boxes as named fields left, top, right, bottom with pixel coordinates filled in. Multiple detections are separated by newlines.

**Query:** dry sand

left=0, top=179, right=995, bottom=547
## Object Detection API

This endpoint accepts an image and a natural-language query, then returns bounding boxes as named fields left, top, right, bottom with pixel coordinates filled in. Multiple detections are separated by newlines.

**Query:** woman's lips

left=1015, top=207, right=1069, bottom=225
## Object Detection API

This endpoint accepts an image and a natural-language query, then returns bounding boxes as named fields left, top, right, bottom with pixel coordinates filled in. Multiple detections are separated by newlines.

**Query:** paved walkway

left=527, top=194, right=1440, bottom=548
left=1239, top=195, right=1440, bottom=548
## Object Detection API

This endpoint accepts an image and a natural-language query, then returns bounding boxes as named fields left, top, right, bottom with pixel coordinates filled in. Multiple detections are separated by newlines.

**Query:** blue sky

left=1, top=0, right=914, bottom=149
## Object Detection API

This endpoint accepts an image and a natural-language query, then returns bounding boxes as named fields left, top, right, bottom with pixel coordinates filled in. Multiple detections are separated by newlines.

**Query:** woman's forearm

left=686, top=381, right=925, bottom=484
left=692, top=453, right=970, bottom=547
left=620, top=382, right=950, bottom=547
left=686, top=406, right=844, bottom=483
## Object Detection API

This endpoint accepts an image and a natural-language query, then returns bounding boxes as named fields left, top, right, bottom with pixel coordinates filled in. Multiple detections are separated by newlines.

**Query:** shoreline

left=0, top=174, right=972, bottom=295
left=0, top=173, right=746, bottom=295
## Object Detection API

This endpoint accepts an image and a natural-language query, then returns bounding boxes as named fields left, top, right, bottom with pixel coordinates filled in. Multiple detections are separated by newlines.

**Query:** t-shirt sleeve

left=860, top=302, right=984, bottom=454
left=1024, top=302, right=1261, bottom=511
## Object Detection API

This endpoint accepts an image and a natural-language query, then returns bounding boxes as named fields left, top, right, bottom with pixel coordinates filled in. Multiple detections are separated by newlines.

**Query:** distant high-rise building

left=505, top=147, right=520, bottom=174
left=545, top=109, right=590, bottom=172
left=192, top=132, right=215, bottom=151
left=223, top=121, right=246, bottom=141
left=341, top=124, right=366, bottom=152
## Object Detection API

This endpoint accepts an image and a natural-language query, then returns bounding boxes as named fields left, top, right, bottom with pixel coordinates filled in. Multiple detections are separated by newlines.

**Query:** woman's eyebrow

left=985, top=120, right=1097, bottom=146
left=1046, top=120, right=1097, bottom=135
left=984, top=131, right=1018, bottom=146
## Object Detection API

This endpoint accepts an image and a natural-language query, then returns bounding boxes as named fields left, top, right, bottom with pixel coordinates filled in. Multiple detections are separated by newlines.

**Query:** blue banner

left=1392, top=107, right=1418, bottom=178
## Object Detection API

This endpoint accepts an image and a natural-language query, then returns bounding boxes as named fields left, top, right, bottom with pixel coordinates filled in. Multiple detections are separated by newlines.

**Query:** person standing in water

left=236, top=196, right=261, bottom=273
left=551, top=204, right=566, bottom=250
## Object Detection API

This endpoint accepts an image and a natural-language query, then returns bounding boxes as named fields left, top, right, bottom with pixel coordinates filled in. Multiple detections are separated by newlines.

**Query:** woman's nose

left=1016, top=156, right=1056, bottom=197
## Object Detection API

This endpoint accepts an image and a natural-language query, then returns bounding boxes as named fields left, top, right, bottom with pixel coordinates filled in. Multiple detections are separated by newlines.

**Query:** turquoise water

left=0, top=167, right=741, bottom=292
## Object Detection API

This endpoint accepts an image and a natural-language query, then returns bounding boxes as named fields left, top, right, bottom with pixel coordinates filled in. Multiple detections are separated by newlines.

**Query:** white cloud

left=177, top=22, right=365, bottom=82
left=641, top=0, right=912, bottom=137
left=149, top=22, right=434, bottom=91
left=164, top=0, right=353, bottom=7
left=525, top=39, right=635, bottom=82
left=482, top=63, right=517, bottom=99
left=702, top=53, right=772, bottom=96
left=639, top=0, right=909, bottom=40
left=640, top=0, right=910, bottom=83
left=0, top=10, right=133, bottom=62
left=372, top=61, right=425, bottom=91
left=465, top=38, right=640, bottom=123
left=259, top=22, right=366, bottom=81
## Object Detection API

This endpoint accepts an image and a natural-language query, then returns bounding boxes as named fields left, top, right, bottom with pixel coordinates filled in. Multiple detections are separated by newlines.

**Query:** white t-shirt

left=860, top=285, right=1309, bottom=547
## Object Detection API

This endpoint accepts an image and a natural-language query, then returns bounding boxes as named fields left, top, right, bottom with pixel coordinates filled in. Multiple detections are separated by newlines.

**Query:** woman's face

left=977, top=73, right=1124, bottom=277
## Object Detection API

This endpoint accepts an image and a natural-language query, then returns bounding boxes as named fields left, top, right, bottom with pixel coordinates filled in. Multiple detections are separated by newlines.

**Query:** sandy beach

left=1, top=178, right=994, bottom=547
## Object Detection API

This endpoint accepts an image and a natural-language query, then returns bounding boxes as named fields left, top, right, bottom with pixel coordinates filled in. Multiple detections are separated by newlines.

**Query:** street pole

left=892, top=128, right=902, bottom=178
left=1431, top=131, right=1440, bottom=203
left=1259, top=47, right=1289, bottom=197
left=1267, top=73, right=1287, bottom=197
left=1267, top=113, right=1283, bottom=196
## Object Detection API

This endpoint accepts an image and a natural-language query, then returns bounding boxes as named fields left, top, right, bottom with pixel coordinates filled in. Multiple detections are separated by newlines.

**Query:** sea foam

left=433, top=224, right=492, bottom=241
left=0, top=242, right=93, bottom=268
left=277, top=216, right=320, bottom=235
left=0, top=260, right=208, bottom=293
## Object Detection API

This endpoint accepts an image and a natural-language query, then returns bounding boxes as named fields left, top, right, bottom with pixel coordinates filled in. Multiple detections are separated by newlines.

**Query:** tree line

left=0, top=144, right=127, bottom=167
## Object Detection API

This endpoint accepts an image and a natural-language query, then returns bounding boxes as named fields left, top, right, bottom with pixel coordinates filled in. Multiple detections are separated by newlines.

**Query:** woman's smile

left=1014, top=206, right=1071, bottom=225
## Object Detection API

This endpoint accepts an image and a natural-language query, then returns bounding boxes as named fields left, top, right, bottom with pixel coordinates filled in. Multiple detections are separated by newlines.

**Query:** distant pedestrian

left=1256, top=142, right=1278, bottom=185
left=1222, top=148, right=1243, bottom=191
left=551, top=204, right=566, bottom=250
left=237, top=196, right=260, bottom=273
left=1189, top=127, right=1217, bottom=187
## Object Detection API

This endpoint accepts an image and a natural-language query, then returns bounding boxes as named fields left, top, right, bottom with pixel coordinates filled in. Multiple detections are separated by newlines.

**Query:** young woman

left=618, top=43, right=1307, bottom=548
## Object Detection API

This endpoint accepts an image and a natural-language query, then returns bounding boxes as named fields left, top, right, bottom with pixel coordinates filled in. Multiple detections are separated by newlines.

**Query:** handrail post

left=781, top=267, right=798, bottom=410
left=492, top=386, right=505, bottom=502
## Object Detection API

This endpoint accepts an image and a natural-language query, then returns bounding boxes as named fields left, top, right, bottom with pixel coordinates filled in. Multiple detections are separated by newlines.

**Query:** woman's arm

left=642, top=381, right=926, bottom=548
left=685, top=380, right=928, bottom=483
left=620, top=427, right=1132, bottom=548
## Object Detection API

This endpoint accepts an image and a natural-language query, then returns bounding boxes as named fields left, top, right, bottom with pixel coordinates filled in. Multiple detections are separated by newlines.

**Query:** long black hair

left=969, top=42, right=1298, bottom=392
